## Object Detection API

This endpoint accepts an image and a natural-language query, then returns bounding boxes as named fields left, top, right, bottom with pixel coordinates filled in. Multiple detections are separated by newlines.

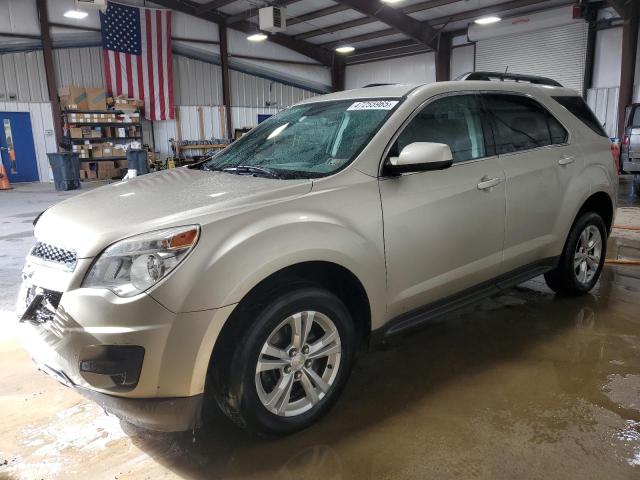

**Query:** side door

left=0, top=112, right=39, bottom=183
left=379, top=93, right=506, bottom=320
left=480, top=93, right=577, bottom=272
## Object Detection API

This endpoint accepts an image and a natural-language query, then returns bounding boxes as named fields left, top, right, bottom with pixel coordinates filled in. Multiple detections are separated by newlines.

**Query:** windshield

left=202, top=99, right=401, bottom=179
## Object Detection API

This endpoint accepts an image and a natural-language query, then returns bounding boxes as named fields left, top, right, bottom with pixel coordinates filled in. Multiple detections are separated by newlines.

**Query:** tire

left=210, top=286, right=356, bottom=436
left=544, top=211, right=607, bottom=295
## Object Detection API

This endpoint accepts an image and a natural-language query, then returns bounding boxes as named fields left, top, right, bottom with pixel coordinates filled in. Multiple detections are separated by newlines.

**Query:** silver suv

left=17, top=75, right=617, bottom=435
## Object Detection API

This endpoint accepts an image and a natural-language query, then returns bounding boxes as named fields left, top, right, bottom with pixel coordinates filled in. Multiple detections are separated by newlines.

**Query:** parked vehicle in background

left=621, top=103, right=640, bottom=188
left=17, top=74, right=617, bottom=436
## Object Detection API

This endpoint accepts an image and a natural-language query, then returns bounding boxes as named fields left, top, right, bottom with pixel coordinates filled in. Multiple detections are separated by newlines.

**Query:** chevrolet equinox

left=17, top=75, right=618, bottom=435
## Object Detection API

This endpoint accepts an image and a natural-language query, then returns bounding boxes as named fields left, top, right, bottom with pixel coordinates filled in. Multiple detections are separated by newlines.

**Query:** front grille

left=30, top=242, right=77, bottom=271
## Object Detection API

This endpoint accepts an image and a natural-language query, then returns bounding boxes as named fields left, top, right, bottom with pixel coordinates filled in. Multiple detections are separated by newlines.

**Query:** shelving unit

left=61, top=108, right=143, bottom=180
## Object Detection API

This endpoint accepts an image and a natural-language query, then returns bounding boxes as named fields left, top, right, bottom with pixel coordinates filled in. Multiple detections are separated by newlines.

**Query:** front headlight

left=82, top=226, right=200, bottom=297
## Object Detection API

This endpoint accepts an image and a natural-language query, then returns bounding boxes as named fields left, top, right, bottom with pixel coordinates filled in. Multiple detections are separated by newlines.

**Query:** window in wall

left=483, top=94, right=569, bottom=154
left=392, top=95, right=489, bottom=163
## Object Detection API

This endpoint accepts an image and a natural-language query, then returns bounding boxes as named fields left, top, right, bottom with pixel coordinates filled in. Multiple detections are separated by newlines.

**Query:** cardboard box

left=116, top=159, right=128, bottom=169
left=86, top=88, right=107, bottom=110
left=59, top=86, right=87, bottom=110
left=69, top=127, right=83, bottom=139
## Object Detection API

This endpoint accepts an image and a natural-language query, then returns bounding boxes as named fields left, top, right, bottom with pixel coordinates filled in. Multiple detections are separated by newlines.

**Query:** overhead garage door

left=475, top=22, right=588, bottom=94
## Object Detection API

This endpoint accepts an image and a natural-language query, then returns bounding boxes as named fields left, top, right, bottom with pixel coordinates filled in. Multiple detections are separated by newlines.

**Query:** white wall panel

left=345, top=53, right=436, bottom=90
left=0, top=102, right=56, bottom=182
left=450, top=44, right=475, bottom=81
left=476, top=22, right=588, bottom=94
left=587, top=87, right=620, bottom=138
left=592, top=27, right=622, bottom=89
left=0, top=51, right=48, bottom=102
left=229, top=70, right=316, bottom=108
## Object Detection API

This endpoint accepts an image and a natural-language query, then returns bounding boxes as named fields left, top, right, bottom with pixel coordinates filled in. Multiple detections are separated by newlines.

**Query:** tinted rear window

left=552, top=96, right=607, bottom=137
left=482, top=94, right=568, bottom=154
left=631, top=106, right=640, bottom=127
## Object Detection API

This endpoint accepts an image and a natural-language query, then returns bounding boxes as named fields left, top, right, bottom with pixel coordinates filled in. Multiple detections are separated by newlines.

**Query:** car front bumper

left=16, top=256, right=234, bottom=431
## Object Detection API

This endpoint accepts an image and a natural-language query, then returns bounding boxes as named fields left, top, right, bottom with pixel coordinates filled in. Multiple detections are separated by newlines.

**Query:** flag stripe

left=166, top=11, right=174, bottom=120
left=156, top=11, right=166, bottom=120
left=103, top=50, right=113, bottom=97
left=146, top=8, right=156, bottom=120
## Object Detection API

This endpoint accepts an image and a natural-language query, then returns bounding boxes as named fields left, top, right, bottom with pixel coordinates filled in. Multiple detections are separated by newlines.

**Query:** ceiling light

left=381, top=0, right=404, bottom=4
left=64, top=9, right=88, bottom=19
left=335, top=45, right=355, bottom=54
left=247, top=32, right=268, bottom=42
left=474, top=16, right=501, bottom=25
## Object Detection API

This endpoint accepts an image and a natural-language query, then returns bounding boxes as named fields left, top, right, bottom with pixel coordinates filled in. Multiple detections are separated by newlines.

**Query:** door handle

left=477, top=177, right=502, bottom=190
left=558, top=155, right=575, bottom=166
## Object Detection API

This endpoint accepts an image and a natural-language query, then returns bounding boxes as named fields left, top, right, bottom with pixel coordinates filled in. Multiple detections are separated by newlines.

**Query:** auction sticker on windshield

left=347, top=100, right=399, bottom=111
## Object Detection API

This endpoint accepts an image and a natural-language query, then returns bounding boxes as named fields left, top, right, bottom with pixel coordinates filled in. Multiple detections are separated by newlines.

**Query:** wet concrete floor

left=1, top=180, right=640, bottom=479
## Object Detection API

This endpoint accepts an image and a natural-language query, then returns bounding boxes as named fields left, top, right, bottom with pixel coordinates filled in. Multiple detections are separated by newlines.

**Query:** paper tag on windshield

left=347, top=100, right=398, bottom=111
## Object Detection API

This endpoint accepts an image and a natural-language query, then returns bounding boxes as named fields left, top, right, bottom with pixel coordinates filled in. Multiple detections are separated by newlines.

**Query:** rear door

left=379, top=93, right=506, bottom=319
left=480, top=93, right=577, bottom=272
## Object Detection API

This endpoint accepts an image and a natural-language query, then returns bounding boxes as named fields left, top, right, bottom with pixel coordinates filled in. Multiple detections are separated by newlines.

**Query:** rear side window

left=552, top=95, right=607, bottom=137
left=482, top=94, right=569, bottom=154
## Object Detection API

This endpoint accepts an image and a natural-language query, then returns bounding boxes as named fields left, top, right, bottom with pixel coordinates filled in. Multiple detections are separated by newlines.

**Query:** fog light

left=79, top=345, right=145, bottom=389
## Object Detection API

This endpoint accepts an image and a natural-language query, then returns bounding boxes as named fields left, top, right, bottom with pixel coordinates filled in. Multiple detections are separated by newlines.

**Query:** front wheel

left=544, top=212, right=607, bottom=295
left=211, top=287, right=355, bottom=436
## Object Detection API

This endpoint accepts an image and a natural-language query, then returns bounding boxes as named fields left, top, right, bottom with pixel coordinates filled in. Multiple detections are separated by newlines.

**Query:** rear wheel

left=544, top=212, right=607, bottom=295
left=211, top=286, right=355, bottom=436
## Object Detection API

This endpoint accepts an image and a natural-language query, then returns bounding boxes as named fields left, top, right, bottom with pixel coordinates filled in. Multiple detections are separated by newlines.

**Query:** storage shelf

left=80, top=156, right=127, bottom=161
left=70, top=136, right=141, bottom=142
left=178, top=144, right=228, bottom=149
left=66, top=122, right=141, bottom=127
left=63, top=109, right=129, bottom=114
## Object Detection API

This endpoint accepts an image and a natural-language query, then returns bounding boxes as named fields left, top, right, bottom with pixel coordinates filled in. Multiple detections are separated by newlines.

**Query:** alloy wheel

left=573, top=225, right=602, bottom=285
left=255, top=311, right=342, bottom=417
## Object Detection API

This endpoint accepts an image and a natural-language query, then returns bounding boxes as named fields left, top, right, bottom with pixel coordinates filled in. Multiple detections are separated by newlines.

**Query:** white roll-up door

left=475, top=22, right=588, bottom=94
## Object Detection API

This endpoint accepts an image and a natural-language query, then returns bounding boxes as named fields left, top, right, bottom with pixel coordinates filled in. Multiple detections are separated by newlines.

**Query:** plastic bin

left=47, top=152, right=81, bottom=191
left=126, top=149, right=149, bottom=175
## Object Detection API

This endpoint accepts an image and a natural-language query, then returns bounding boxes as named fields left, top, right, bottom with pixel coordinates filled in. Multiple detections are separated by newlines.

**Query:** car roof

left=299, top=81, right=579, bottom=105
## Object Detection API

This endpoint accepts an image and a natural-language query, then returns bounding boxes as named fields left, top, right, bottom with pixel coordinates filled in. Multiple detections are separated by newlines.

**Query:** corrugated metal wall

left=173, top=55, right=223, bottom=106
left=0, top=102, right=56, bottom=182
left=0, top=51, right=48, bottom=102
left=345, top=53, right=436, bottom=90
left=229, top=69, right=316, bottom=108
left=53, top=46, right=105, bottom=89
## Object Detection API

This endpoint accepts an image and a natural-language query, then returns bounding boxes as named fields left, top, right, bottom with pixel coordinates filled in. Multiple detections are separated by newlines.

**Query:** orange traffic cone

left=0, top=159, right=12, bottom=190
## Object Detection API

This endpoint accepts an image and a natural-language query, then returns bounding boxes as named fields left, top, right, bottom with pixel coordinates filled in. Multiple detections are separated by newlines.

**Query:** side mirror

left=386, top=142, right=453, bottom=175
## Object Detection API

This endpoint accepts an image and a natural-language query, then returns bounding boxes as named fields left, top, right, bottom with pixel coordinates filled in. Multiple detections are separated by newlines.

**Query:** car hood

left=35, top=168, right=312, bottom=258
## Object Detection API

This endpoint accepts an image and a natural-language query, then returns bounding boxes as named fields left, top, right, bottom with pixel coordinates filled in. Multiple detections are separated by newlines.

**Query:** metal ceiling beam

left=287, top=4, right=350, bottom=26
left=151, top=0, right=333, bottom=65
left=226, top=0, right=303, bottom=25
left=296, top=0, right=460, bottom=40
left=195, top=0, right=236, bottom=15
left=332, top=0, right=439, bottom=49
left=321, top=0, right=551, bottom=49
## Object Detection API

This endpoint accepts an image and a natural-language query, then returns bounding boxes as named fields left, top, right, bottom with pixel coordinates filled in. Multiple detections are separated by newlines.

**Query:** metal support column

left=617, top=1, right=639, bottom=139
left=36, top=0, right=63, bottom=147
left=219, top=25, right=233, bottom=139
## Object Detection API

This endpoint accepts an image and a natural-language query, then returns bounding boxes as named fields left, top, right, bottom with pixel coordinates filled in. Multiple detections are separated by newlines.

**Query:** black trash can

left=47, top=152, right=81, bottom=191
left=126, top=149, right=149, bottom=175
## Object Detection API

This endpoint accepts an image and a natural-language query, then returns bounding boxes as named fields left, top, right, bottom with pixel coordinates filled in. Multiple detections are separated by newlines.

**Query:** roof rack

left=363, top=83, right=396, bottom=88
left=458, top=71, right=562, bottom=87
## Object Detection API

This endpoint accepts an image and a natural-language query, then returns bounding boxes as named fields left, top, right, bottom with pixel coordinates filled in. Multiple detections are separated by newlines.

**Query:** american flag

left=100, top=2, right=174, bottom=121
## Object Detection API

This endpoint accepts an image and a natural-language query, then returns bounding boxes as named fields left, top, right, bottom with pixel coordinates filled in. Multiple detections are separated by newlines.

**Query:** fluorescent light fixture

left=381, top=0, right=404, bottom=4
left=64, top=9, right=88, bottom=19
left=474, top=16, right=501, bottom=25
left=335, top=45, right=355, bottom=54
left=247, top=32, right=268, bottom=42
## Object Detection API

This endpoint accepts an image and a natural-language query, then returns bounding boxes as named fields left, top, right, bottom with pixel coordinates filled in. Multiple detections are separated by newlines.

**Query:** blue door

left=0, top=112, right=39, bottom=183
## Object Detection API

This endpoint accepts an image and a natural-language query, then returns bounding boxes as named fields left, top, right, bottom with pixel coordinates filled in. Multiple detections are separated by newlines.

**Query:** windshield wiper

left=222, top=165, right=284, bottom=179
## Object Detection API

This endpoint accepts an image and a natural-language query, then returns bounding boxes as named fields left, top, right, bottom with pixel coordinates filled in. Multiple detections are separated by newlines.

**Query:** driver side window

left=392, top=94, right=491, bottom=163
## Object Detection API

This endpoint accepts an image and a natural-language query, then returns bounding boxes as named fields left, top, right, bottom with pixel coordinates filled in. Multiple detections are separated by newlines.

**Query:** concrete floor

left=1, top=178, right=640, bottom=480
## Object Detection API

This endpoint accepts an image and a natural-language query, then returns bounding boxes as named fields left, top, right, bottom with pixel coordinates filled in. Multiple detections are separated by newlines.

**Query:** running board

left=375, top=257, right=558, bottom=342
